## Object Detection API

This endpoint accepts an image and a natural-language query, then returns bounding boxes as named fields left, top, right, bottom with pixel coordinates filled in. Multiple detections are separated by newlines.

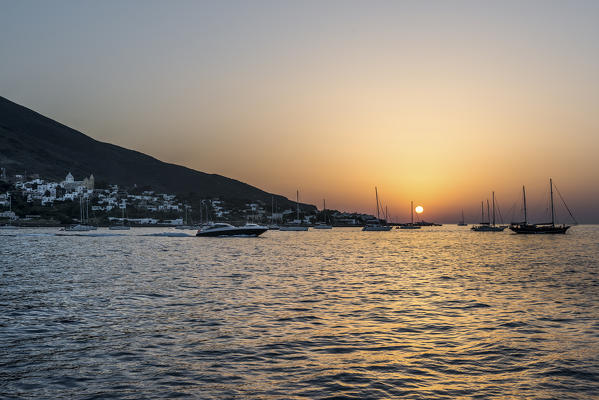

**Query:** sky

left=1, top=1, right=598, bottom=223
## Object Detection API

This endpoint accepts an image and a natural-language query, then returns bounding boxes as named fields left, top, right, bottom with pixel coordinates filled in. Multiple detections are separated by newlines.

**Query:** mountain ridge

left=0, top=96, right=312, bottom=210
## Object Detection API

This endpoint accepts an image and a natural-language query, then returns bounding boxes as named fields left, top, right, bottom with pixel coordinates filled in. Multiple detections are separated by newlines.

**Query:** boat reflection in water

left=196, top=223, right=268, bottom=237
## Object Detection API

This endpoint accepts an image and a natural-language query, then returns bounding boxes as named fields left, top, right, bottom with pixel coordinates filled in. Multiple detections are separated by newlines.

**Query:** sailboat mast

left=323, top=199, right=326, bottom=224
left=411, top=201, right=414, bottom=224
left=480, top=201, right=484, bottom=224
left=550, top=178, right=555, bottom=226
left=296, top=190, right=299, bottom=221
left=486, top=200, right=490, bottom=224
left=523, top=186, right=528, bottom=224
left=492, top=192, right=496, bottom=226
left=375, top=187, right=380, bottom=220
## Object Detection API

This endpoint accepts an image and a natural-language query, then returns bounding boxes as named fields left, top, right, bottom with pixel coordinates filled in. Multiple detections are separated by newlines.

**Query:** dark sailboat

left=457, top=209, right=467, bottom=226
left=509, top=179, right=573, bottom=234
left=471, top=192, right=505, bottom=232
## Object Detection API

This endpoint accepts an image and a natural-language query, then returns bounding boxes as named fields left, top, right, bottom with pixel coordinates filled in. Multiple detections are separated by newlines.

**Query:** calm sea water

left=1, top=226, right=599, bottom=399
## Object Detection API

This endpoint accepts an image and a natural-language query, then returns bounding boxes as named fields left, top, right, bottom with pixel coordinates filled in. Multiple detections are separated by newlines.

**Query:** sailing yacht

left=313, top=199, right=332, bottom=229
left=64, top=197, right=96, bottom=231
left=509, top=179, right=573, bottom=234
left=457, top=210, right=467, bottom=226
left=399, top=201, right=421, bottom=229
left=110, top=200, right=131, bottom=230
left=280, top=190, right=309, bottom=231
left=268, top=195, right=280, bottom=230
left=471, top=192, right=505, bottom=231
left=0, top=194, right=18, bottom=229
left=363, top=187, right=392, bottom=231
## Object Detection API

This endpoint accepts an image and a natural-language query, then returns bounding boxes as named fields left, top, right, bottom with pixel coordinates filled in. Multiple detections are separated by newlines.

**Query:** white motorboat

left=196, top=223, right=268, bottom=237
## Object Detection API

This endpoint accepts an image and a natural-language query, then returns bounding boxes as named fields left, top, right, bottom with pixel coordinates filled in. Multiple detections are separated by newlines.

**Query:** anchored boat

left=509, top=179, right=574, bottom=234
left=196, top=223, right=268, bottom=237
left=471, top=192, right=506, bottom=232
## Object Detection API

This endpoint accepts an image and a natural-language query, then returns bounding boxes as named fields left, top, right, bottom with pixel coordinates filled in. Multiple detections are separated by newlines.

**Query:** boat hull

left=196, top=227, right=268, bottom=237
left=313, top=225, right=332, bottom=229
left=362, top=225, right=392, bottom=231
left=279, top=226, right=309, bottom=231
left=471, top=225, right=506, bottom=232
left=399, top=225, right=421, bottom=230
left=509, top=225, right=570, bottom=234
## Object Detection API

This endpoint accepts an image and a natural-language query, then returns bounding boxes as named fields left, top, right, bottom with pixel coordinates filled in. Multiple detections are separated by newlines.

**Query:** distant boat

left=110, top=200, right=131, bottom=230
left=313, top=198, right=332, bottom=229
left=0, top=224, right=18, bottom=230
left=280, top=190, right=309, bottom=231
left=0, top=195, right=18, bottom=229
left=363, top=187, right=392, bottom=231
left=65, top=197, right=95, bottom=231
left=399, top=201, right=421, bottom=229
left=509, top=179, right=573, bottom=234
left=267, top=195, right=280, bottom=230
left=457, top=209, right=467, bottom=226
left=471, top=192, right=506, bottom=232
left=64, top=224, right=94, bottom=232
left=196, top=222, right=268, bottom=237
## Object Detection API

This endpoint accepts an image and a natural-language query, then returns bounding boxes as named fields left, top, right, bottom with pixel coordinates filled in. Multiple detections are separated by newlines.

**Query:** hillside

left=0, top=96, right=313, bottom=210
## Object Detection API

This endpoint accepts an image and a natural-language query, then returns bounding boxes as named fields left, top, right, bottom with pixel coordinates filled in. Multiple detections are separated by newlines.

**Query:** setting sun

left=415, top=206, right=424, bottom=214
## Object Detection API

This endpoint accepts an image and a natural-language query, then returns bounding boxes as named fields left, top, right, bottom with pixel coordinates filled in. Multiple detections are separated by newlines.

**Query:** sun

left=415, top=205, right=424, bottom=214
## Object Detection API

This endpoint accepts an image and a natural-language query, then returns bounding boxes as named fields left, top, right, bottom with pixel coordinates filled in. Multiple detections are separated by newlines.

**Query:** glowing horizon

left=1, top=1, right=598, bottom=222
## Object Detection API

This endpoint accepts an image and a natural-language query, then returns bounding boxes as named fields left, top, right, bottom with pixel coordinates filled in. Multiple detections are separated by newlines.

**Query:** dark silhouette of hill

left=0, top=96, right=313, bottom=210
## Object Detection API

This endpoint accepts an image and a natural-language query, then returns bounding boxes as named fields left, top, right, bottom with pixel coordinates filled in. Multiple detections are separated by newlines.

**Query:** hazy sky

left=2, top=1, right=598, bottom=222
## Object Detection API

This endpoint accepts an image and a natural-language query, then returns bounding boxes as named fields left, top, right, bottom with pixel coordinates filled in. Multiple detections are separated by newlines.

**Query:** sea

left=1, top=226, right=598, bottom=399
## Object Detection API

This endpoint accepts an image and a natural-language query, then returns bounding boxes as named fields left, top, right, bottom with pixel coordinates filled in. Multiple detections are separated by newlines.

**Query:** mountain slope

left=0, top=96, right=310, bottom=209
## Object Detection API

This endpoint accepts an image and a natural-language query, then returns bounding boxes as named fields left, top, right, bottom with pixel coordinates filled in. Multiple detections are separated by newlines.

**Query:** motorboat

left=196, top=223, right=268, bottom=237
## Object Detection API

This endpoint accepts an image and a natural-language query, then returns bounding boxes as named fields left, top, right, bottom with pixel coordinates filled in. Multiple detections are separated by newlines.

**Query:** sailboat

left=314, top=199, right=333, bottom=229
left=457, top=209, right=467, bottom=226
left=399, top=201, right=421, bottom=229
left=268, top=195, right=280, bottom=230
left=509, top=179, right=573, bottom=234
left=110, top=200, right=131, bottom=230
left=280, top=190, right=309, bottom=231
left=0, top=194, right=18, bottom=229
left=471, top=192, right=505, bottom=231
left=64, top=197, right=96, bottom=231
left=363, top=187, right=392, bottom=231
